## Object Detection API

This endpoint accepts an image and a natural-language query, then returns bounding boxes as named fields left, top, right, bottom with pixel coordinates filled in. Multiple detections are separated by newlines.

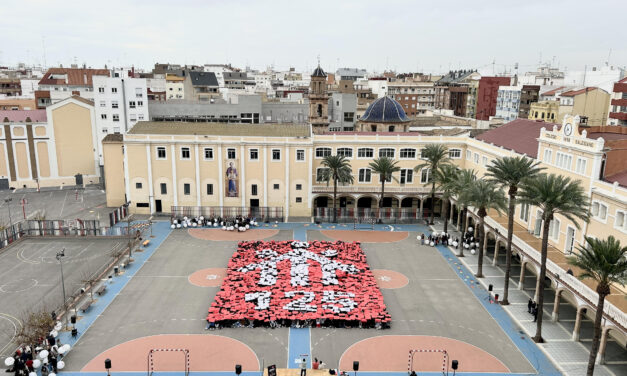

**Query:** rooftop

left=0, top=109, right=47, bottom=123
left=561, top=87, right=599, bottom=97
left=128, top=122, right=311, bottom=137
left=475, top=119, right=558, bottom=158
left=360, top=96, right=410, bottom=123
left=188, top=71, right=219, bottom=87
left=540, top=86, right=565, bottom=96
left=39, top=67, right=110, bottom=86
left=605, top=170, right=627, bottom=188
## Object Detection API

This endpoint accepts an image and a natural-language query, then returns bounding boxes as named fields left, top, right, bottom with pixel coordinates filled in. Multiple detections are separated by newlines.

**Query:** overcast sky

left=1, top=0, right=625, bottom=74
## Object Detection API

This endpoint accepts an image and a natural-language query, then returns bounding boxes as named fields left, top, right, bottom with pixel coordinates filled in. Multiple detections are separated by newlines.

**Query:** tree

left=453, top=169, right=476, bottom=256
left=14, top=307, right=56, bottom=346
left=568, top=236, right=627, bottom=376
left=463, top=178, right=507, bottom=278
left=518, top=173, right=589, bottom=342
left=434, top=164, right=459, bottom=235
left=414, top=144, right=451, bottom=224
left=319, top=155, right=354, bottom=223
left=486, top=156, right=544, bottom=305
left=369, top=157, right=400, bottom=216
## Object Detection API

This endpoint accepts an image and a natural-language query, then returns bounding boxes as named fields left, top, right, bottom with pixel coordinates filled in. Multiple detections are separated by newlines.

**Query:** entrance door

left=75, top=174, right=83, bottom=186
left=0, top=178, right=8, bottom=190
left=250, top=199, right=260, bottom=207
left=339, top=197, right=347, bottom=208
left=155, top=200, right=162, bottom=213
left=565, top=227, right=575, bottom=254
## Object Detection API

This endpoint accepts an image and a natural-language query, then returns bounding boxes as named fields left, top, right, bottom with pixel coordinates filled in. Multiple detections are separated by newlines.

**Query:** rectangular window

left=358, top=148, right=374, bottom=158
left=358, top=168, right=371, bottom=183
left=379, top=148, right=395, bottom=158
left=420, top=168, right=431, bottom=183
left=138, top=114, right=144, bottom=121
left=315, top=147, right=331, bottom=158
left=520, top=203, right=530, bottom=222
left=615, top=211, right=625, bottom=230
left=135, top=88, right=143, bottom=98
left=295, top=197, right=303, bottom=203
left=112, top=101, right=118, bottom=109
left=591, top=201, right=608, bottom=220
left=227, top=148, right=236, bottom=159
left=251, top=184, right=258, bottom=196
left=129, top=101, right=136, bottom=108
left=273, top=183, right=280, bottom=190
left=482, top=156, right=488, bottom=166
left=130, top=114, right=136, bottom=122
left=400, top=169, right=413, bottom=184
left=449, top=149, right=461, bottom=159
left=183, top=183, right=191, bottom=195
left=296, top=184, right=302, bottom=190
left=337, top=148, right=353, bottom=158
left=181, top=147, right=190, bottom=159
left=466, top=150, right=472, bottom=159
left=555, top=152, right=572, bottom=170
left=575, top=157, right=587, bottom=174
left=101, top=114, right=107, bottom=120
left=138, top=101, right=143, bottom=107
left=272, top=149, right=281, bottom=161
left=249, top=149, right=259, bottom=160
left=157, top=147, right=166, bottom=159
left=400, top=148, right=416, bottom=159
left=543, top=149, right=552, bottom=163
left=135, top=182, right=142, bottom=189
left=98, top=87, right=105, bottom=93
left=296, top=149, right=305, bottom=161
left=473, top=153, right=479, bottom=164
left=549, top=219, right=560, bottom=241
left=111, top=87, right=117, bottom=93
left=99, top=100, right=106, bottom=107
left=204, top=148, right=213, bottom=160
left=316, top=168, right=329, bottom=182
left=160, top=183, right=167, bottom=194
left=112, top=114, right=119, bottom=122
left=343, top=112, right=354, bottom=122
left=206, top=184, right=213, bottom=195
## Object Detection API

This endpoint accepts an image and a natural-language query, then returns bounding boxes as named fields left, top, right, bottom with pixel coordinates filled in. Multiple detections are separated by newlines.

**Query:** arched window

left=357, top=148, right=374, bottom=158
left=317, top=104, right=323, bottom=117
left=337, top=148, right=353, bottom=158
left=315, top=147, right=331, bottom=158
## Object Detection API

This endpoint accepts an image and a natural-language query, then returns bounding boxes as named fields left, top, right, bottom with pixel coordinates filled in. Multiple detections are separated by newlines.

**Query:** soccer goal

left=407, top=349, right=449, bottom=375
left=353, top=217, right=375, bottom=230
left=147, top=348, right=190, bottom=376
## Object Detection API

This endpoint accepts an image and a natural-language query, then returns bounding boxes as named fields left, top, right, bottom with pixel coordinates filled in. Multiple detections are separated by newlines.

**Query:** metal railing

left=170, top=206, right=284, bottom=222
left=313, top=207, right=433, bottom=224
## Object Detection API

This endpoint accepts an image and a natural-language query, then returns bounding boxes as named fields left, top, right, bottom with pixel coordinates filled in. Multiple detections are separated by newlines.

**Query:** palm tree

left=434, top=164, right=459, bottom=235
left=568, top=236, right=627, bottom=376
left=453, top=169, right=476, bottom=256
left=518, top=173, right=589, bottom=343
left=414, top=144, right=451, bottom=224
left=319, top=155, right=354, bottom=223
left=486, top=156, right=544, bottom=305
left=463, top=178, right=507, bottom=278
left=369, top=157, right=400, bottom=217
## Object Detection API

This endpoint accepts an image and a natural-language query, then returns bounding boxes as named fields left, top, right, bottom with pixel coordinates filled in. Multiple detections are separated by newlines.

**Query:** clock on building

left=564, top=123, right=573, bottom=136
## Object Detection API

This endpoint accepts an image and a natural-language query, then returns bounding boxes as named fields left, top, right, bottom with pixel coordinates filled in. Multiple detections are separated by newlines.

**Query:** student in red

left=312, top=358, right=319, bottom=370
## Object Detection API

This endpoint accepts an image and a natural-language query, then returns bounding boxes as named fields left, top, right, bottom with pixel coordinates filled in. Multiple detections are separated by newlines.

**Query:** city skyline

left=1, top=0, right=626, bottom=74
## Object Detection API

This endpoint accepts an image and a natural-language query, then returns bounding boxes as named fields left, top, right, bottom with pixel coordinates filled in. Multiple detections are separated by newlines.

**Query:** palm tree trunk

left=443, top=199, right=449, bottom=234
left=458, top=207, right=466, bottom=257
left=587, top=290, right=608, bottom=376
left=476, top=215, right=485, bottom=278
left=332, top=177, right=338, bottom=223
left=379, top=179, right=385, bottom=221
left=430, top=180, right=436, bottom=225
left=501, top=193, right=516, bottom=305
left=533, top=218, right=552, bottom=343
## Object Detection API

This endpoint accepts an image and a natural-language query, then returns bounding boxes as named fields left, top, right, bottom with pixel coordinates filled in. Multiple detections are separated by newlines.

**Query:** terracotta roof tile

left=605, top=170, right=627, bottom=188
left=39, top=68, right=110, bottom=86
left=540, top=86, right=565, bottom=96
left=560, top=87, right=597, bottom=97
left=475, top=119, right=558, bottom=158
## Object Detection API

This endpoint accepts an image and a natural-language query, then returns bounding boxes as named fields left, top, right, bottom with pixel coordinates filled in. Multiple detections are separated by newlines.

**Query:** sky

left=1, top=0, right=625, bottom=75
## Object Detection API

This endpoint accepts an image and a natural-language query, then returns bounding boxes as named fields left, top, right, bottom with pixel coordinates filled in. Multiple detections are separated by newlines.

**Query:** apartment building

left=36, top=67, right=109, bottom=108
left=387, top=82, right=435, bottom=116
left=608, top=77, right=627, bottom=126
left=183, top=71, right=220, bottom=101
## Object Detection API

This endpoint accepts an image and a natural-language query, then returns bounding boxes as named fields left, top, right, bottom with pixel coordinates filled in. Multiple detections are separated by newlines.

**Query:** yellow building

left=528, top=100, right=560, bottom=122
left=0, top=96, right=100, bottom=189
left=530, top=87, right=611, bottom=126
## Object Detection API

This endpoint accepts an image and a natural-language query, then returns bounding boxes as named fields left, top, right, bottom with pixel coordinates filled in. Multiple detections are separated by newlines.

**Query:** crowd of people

left=416, top=232, right=458, bottom=247
left=206, top=316, right=389, bottom=330
left=171, top=215, right=259, bottom=231
left=4, top=325, right=70, bottom=376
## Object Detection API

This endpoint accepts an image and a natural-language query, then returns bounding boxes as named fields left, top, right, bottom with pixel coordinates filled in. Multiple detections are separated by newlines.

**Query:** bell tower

left=309, top=61, right=329, bottom=134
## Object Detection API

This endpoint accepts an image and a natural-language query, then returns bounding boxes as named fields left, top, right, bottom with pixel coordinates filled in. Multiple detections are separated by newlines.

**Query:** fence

left=108, top=204, right=129, bottom=227
left=171, top=206, right=284, bottom=222
left=0, top=222, right=26, bottom=249
left=313, top=207, right=432, bottom=224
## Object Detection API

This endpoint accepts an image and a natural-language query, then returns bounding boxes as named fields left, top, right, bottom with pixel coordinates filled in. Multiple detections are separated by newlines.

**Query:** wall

left=50, top=102, right=96, bottom=177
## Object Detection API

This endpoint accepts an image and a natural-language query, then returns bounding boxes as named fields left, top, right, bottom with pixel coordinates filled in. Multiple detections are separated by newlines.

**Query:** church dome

left=360, top=96, right=410, bottom=123
left=312, top=65, right=326, bottom=77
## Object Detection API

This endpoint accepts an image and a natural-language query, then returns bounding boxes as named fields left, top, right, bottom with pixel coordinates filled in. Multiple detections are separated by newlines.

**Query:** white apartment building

left=495, top=85, right=522, bottom=121
left=92, top=76, right=148, bottom=164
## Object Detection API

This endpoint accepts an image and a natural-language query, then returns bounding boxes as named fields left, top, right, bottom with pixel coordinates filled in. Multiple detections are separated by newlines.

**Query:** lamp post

left=125, top=201, right=132, bottom=258
left=5, top=198, right=13, bottom=238
left=56, top=248, right=67, bottom=326
left=148, top=216, right=154, bottom=238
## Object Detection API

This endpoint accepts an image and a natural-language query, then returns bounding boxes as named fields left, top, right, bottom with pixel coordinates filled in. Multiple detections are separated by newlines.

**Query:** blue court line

left=57, top=221, right=172, bottom=351
left=434, top=243, right=561, bottom=376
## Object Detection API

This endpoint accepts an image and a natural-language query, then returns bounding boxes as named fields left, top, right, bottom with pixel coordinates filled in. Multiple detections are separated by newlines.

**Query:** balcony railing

left=312, top=185, right=432, bottom=195
left=609, top=112, right=627, bottom=121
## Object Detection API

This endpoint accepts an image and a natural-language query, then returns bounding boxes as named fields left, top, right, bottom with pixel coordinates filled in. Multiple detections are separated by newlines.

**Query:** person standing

left=527, top=298, right=533, bottom=313
left=300, top=358, right=307, bottom=376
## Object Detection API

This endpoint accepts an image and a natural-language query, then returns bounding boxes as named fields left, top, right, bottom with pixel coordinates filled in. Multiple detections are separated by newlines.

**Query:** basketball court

left=59, top=223, right=538, bottom=374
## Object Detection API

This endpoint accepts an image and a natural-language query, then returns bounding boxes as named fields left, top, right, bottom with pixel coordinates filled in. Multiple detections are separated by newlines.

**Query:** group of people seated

left=5, top=321, right=70, bottom=376
left=206, top=317, right=389, bottom=330
left=171, top=215, right=259, bottom=230
left=417, top=232, right=458, bottom=247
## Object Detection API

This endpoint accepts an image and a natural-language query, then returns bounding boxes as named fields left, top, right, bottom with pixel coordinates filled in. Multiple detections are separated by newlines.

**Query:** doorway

left=155, top=200, right=162, bottom=213
left=250, top=199, right=260, bottom=207
left=565, top=227, right=575, bottom=254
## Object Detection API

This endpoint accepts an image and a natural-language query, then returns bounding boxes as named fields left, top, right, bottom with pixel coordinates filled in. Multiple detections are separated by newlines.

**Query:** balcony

left=610, top=99, right=627, bottom=107
left=312, top=185, right=431, bottom=195
left=609, top=112, right=627, bottom=121
left=613, top=82, right=627, bottom=93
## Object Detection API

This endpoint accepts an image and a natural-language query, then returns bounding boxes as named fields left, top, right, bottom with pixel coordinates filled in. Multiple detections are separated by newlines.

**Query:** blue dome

left=360, top=96, right=410, bottom=123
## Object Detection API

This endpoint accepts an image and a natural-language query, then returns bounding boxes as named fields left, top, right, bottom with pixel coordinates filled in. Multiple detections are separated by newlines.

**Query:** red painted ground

left=372, top=269, right=409, bottom=289
left=187, top=228, right=279, bottom=241
left=81, top=334, right=259, bottom=372
left=320, top=230, right=408, bottom=243
left=188, top=268, right=227, bottom=287
left=339, top=335, right=509, bottom=373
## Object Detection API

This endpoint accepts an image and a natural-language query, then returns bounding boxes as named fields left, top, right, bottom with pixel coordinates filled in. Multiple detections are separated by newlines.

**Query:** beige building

left=0, top=96, right=100, bottom=189
left=165, top=74, right=185, bottom=100
left=530, top=87, right=610, bottom=126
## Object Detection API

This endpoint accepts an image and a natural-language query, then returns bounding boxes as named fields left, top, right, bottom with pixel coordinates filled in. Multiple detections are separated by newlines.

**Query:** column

left=145, top=145, right=154, bottom=214
left=518, top=262, right=526, bottom=290
left=572, top=307, right=583, bottom=341
left=284, top=146, right=290, bottom=221
left=170, top=144, right=178, bottom=207
left=263, top=146, right=268, bottom=207
left=552, top=290, right=561, bottom=321
left=240, top=144, right=246, bottom=208
left=419, top=198, right=424, bottom=220
left=123, top=145, right=130, bottom=203
left=217, top=144, right=223, bottom=214
left=194, top=144, right=201, bottom=207
left=596, top=328, right=609, bottom=365
left=492, top=240, right=500, bottom=266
